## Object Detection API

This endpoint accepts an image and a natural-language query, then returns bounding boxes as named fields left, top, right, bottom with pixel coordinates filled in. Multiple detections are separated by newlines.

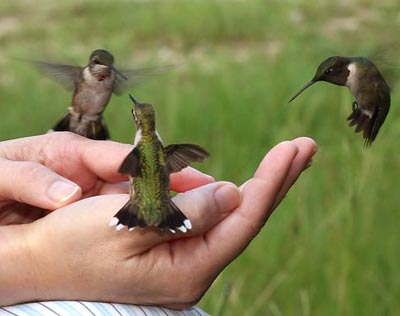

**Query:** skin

left=0, top=132, right=317, bottom=308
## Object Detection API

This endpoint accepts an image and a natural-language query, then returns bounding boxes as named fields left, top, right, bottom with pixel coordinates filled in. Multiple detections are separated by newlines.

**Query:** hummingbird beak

left=129, top=93, right=140, bottom=106
left=288, top=80, right=316, bottom=103
left=112, top=65, right=128, bottom=80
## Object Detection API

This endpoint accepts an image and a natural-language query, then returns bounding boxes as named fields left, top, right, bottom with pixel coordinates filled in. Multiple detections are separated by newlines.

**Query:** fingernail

left=214, top=183, right=241, bottom=212
left=47, top=180, right=81, bottom=204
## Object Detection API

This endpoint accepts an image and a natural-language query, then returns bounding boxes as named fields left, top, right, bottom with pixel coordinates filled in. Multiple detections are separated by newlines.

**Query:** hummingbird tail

left=109, top=200, right=146, bottom=231
left=53, top=112, right=71, bottom=132
left=159, top=199, right=192, bottom=233
left=347, top=103, right=379, bottom=147
left=52, top=112, right=110, bottom=140
left=109, top=199, right=192, bottom=233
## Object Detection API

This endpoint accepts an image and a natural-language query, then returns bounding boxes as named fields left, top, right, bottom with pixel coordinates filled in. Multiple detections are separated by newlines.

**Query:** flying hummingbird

left=289, top=56, right=391, bottom=147
left=32, top=49, right=165, bottom=140
left=109, top=94, right=209, bottom=233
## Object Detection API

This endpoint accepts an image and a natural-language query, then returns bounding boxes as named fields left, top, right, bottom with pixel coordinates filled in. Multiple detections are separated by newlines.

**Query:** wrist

left=0, top=224, right=41, bottom=305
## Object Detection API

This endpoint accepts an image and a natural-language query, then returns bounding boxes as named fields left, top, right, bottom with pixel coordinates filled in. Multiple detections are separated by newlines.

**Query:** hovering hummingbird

left=32, top=49, right=165, bottom=140
left=109, top=94, right=209, bottom=233
left=289, top=56, right=391, bottom=147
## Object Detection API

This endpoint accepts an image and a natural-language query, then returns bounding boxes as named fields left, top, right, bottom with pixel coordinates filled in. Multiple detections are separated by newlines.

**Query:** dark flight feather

left=165, top=144, right=210, bottom=173
left=118, top=148, right=141, bottom=176
left=31, top=61, right=81, bottom=91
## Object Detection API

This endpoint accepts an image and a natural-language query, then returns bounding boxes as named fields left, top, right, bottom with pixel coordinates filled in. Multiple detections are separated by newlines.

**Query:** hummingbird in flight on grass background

left=109, top=94, right=209, bottom=233
left=289, top=56, right=391, bottom=147
left=32, top=49, right=164, bottom=140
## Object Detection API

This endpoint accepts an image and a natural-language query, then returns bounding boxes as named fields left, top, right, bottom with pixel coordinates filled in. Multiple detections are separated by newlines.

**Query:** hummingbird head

left=289, top=56, right=352, bottom=102
left=88, top=49, right=128, bottom=80
left=129, top=94, right=156, bottom=132
left=89, top=49, right=114, bottom=67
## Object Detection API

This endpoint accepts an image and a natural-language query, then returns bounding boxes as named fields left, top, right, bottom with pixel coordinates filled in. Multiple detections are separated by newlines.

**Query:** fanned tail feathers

left=346, top=102, right=380, bottom=147
left=53, top=112, right=71, bottom=132
left=109, top=199, right=192, bottom=233
left=52, top=112, right=110, bottom=140
left=109, top=201, right=146, bottom=231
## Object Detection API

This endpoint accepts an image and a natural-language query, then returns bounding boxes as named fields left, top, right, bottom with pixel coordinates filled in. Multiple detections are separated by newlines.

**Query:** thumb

left=0, top=158, right=82, bottom=210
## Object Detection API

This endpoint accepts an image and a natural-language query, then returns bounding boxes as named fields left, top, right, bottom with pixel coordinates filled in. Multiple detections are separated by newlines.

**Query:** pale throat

left=132, top=128, right=163, bottom=148
left=84, top=65, right=113, bottom=82
left=346, top=63, right=358, bottom=92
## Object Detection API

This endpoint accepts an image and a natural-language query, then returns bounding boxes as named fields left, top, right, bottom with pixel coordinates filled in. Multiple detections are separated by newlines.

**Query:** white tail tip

left=116, top=224, right=125, bottom=231
left=109, top=217, right=119, bottom=227
left=177, top=225, right=187, bottom=233
left=183, top=219, right=192, bottom=230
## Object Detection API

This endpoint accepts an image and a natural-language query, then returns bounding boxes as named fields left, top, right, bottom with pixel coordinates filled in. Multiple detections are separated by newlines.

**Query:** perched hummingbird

left=289, top=56, right=390, bottom=147
left=32, top=49, right=164, bottom=140
left=109, top=94, right=209, bottom=233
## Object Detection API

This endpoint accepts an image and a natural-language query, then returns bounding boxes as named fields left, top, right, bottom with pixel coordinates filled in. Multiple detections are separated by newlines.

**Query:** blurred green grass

left=1, top=0, right=400, bottom=315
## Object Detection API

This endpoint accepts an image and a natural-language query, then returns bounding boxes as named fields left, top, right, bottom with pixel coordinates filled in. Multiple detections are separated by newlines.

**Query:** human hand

left=0, top=132, right=212, bottom=225
left=0, top=136, right=316, bottom=308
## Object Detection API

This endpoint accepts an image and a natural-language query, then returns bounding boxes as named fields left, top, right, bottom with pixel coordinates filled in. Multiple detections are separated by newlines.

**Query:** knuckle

left=40, top=132, right=84, bottom=167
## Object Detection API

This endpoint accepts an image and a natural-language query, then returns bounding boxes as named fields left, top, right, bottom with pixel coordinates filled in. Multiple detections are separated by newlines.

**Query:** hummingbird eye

left=325, top=68, right=334, bottom=74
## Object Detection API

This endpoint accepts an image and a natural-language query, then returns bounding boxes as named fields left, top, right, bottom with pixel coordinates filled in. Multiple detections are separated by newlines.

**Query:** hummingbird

left=109, top=94, right=209, bottom=233
left=32, top=49, right=165, bottom=140
left=289, top=56, right=391, bottom=147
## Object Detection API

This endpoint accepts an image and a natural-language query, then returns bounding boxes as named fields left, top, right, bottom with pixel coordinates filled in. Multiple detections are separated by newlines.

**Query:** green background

left=1, top=1, right=400, bottom=315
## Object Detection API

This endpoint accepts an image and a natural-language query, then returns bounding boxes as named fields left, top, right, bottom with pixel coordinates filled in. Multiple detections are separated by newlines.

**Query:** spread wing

left=113, top=65, right=175, bottom=95
left=164, top=144, right=209, bottom=174
left=118, top=147, right=141, bottom=177
left=31, top=61, right=82, bottom=91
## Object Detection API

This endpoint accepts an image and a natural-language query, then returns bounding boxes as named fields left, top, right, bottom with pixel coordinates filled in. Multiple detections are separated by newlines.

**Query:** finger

left=203, top=141, right=299, bottom=269
left=0, top=133, right=214, bottom=193
left=86, top=181, right=130, bottom=196
left=82, top=166, right=214, bottom=197
left=0, top=159, right=81, bottom=210
left=170, top=167, right=215, bottom=193
left=0, top=133, right=132, bottom=190
left=271, top=137, right=317, bottom=210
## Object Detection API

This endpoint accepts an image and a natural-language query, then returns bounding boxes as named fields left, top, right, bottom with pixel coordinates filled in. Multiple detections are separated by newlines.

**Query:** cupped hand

left=0, top=137, right=317, bottom=308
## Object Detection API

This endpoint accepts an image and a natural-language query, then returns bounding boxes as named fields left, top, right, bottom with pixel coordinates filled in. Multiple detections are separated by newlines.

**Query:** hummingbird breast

left=72, top=67, right=116, bottom=115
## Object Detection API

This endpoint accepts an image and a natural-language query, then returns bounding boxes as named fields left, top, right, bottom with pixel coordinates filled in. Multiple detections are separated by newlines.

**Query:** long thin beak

left=288, top=80, right=316, bottom=103
left=129, top=93, right=140, bottom=106
left=112, top=65, right=128, bottom=80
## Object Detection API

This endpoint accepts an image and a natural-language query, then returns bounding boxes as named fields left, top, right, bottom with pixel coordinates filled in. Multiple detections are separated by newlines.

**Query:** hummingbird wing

left=31, top=61, right=82, bottom=91
left=165, top=144, right=209, bottom=173
left=113, top=65, right=174, bottom=95
left=118, top=148, right=141, bottom=176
